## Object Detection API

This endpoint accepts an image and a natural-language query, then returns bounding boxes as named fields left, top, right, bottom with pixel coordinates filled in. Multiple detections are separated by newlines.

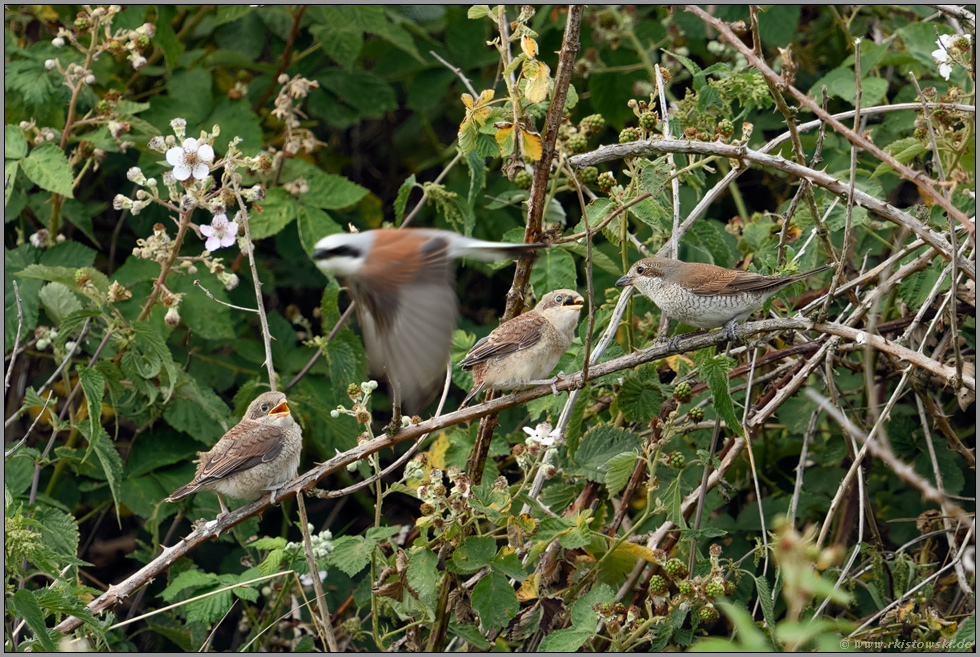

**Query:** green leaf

left=83, top=425, right=124, bottom=521
left=318, top=68, right=398, bottom=120
left=21, top=142, right=74, bottom=198
left=132, top=322, right=178, bottom=402
left=470, top=570, right=519, bottom=631
left=11, top=589, right=58, bottom=653
left=249, top=187, right=297, bottom=240
left=258, top=549, right=286, bottom=576
left=310, top=23, right=364, bottom=72
left=34, top=505, right=82, bottom=565
left=215, top=5, right=252, bottom=26
left=950, top=614, right=975, bottom=652
left=37, top=282, right=83, bottom=326
left=328, top=536, right=373, bottom=577
left=171, top=279, right=235, bottom=342
left=291, top=161, right=370, bottom=210
left=78, top=364, right=106, bottom=441
left=249, top=536, right=289, bottom=550
left=452, top=535, right=497, bottom=573
left=5, top=245, right=42, bottom=352
left=405, top=548, right=440, bottom=617
left=538, top=584, right=613, bottom=652
left=570, top=425, right=642, bottom=481
left=752, top=575, right=779, bottom=649
left=616, top=369, right=665, bottom=423
left=687, top=219, right=734, bottom=268
left=154, top=5, right=184, bottom=70
left=163, top=379, right=232, bottom=444
left=5, top=124, right=28, bottom=159
left=693, top=348, right=742, bottom=437
left=449, top=618, right=493, bottom=650
left=530, top=248, right=578, bottom=300
left=16, top=263, right=109, bottom=296
left=492, top=550, right=528, bottom=581
left=602, top=451, right=638, bottom=496
left=33, top=586, right=101, bottom=633
left=394, top=174, right=417, bottom=225
left=161, top=569, right=218, bottom=602
left=297, top=205, right=342, bottom=258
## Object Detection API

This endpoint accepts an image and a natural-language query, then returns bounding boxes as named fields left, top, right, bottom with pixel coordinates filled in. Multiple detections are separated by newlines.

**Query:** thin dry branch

left=570, top=139, right=975, bottom=280
left=685, top=4, right=973, bottom=235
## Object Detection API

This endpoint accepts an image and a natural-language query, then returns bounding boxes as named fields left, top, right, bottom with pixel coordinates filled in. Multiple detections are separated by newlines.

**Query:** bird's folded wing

left=688, top=269, right=778, bottom=296
left=196, top=421, right=286, bottom=483
left=459, top=313, right=547, bottom=367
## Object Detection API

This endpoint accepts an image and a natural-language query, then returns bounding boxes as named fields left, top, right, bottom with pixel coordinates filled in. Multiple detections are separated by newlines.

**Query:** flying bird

left=616, top=257, right=831, bottom=343
left=312, top=228, right=545, bottom=416
left=166, top=391, right=302, bottom=519
left=459, top=289, right=585, bottom=407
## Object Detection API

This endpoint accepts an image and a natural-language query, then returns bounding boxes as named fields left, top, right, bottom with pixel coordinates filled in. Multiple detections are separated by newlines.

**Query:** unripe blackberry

left=649, top=575, right=668, bottom=594
left=567, top=133, right=588, bottom=153
left=515, top=170, right=533, bottom=189
left=664, top=558, right=688, bottom=578
left=639, top=112, right=657, bottom=130
left=673, top=381, right=692, bottom=403
left=667, top=451, right=685, bottom=469
left=597, top=171, right=616, bottom=191
left=683, top=126, right=698, bottom=139
left=579, top=113, right=605, bottom=133
left=716, top=119, right=734, bottom=140
left=618, top=127, right=639, bottom=143
left=688, top=407, right=705, bottom=422
left=704, top=581, right=724, bottom=598
left=580, top=166, right=598, bottom=183
left=698, top=604, right=719, bottom=622
left=709, top=544, right=722, bottom=557
left=677, top=581, right=693, bottom=596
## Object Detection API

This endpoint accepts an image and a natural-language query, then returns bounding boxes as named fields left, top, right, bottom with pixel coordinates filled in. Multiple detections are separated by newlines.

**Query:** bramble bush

left=4, top=4, right=975, bottom=653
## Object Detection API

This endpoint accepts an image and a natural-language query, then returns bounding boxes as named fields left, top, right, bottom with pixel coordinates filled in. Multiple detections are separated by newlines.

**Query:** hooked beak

left=615, top=274, right=632, bottom=287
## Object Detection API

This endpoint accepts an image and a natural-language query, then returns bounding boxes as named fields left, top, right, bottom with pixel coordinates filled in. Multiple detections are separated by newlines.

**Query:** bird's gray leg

left=526, top=372, right=565, bottom=396
left=214, top=494, right=230, bottom=529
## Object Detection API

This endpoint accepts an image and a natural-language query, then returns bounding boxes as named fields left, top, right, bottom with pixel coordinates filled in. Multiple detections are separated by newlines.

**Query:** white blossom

left=200, top=213, right=239, bottom=251
left=165, top=137, right=214, bottom=181
left=523, top=422, right=561, bottom=447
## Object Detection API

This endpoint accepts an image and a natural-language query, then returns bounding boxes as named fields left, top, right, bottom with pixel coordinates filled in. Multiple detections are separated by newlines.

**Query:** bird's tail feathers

left=460, top=382, right=486, bottom=409
left=791, top=263, right=833, bottom=282
left=453, top=239, right=547, bottom=262
left=165, top=483, right=200, bottom=503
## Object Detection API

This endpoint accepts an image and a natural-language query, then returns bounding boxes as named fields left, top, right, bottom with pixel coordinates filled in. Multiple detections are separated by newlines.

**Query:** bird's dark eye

left=636, top=265, right=645, bottom=275
left=554, top=294, right=564, bottom=304
left=261, top=403, right=270, bottom=412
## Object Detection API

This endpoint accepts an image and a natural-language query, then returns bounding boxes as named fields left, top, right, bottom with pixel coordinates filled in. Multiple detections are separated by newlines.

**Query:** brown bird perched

left=312, top=228, right=546, bottom=416
left=459, top=289, right=585, bottom=407
left=166, top=391, right=302, bottom=519
left=616, top=257, right=831, bottom=344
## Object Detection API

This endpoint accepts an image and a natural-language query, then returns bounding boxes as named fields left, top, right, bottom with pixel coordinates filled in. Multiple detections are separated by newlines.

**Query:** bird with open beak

left=312, top=228, right=545, bottom=417
left=166, top=391, right=302, bottom=519
left=616, top=257, right=831, bottom=344
left=459, top=289, right=585, bottom=407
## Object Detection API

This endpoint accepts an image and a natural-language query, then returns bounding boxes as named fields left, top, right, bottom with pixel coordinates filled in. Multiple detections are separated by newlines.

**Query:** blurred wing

left=194, top=420, right=286, bottom=484
left=353, top=235, right=457, bottom=412
left=459, top=312, right=547, bottom=368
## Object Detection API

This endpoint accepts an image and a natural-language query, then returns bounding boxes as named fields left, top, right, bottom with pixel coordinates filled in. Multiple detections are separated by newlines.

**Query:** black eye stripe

left=313, top=245, right=361, bottom=259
